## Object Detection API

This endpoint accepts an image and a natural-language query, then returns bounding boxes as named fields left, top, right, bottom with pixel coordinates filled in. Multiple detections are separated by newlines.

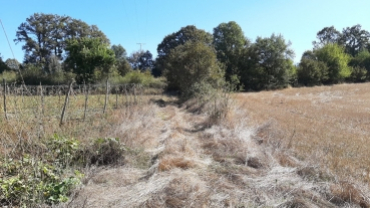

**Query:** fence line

left=0, top=83, right=163, bottom=124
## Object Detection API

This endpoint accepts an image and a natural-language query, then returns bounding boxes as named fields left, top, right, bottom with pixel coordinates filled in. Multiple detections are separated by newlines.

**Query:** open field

left=2, top=84, right=370, bottom=207
left=236, top=83, right=370, bottom=185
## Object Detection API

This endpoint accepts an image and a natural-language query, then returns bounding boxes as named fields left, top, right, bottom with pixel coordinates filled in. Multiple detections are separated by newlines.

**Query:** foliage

left=213, top=21, right=248, bottom=84
left=340, top=24, right=370, bottom=56
left=18, top=63, right=75, bottom=85
left=349, top=66, right=367, bottom=82
left=14, top=13, right=109, bottom=67
left=65, top=37, right=115, bottom=83
left=312, top=26, right=342, bottom=48
left=111, top=70, right=167, bottom=88
left=0, top=56, right=10, bottom=73
left=0, top=135, right=83, bottom=206
left=239, top=34, right=295, bottom=91
left=111, top=44, right=131, bottom=76
left=0, top=71, right=17, bottom=83
left=163, top=41, right=224, bottom=99
left=156, top=25, right=213, bottom=76
left=4, top=58, right=20, bottom=71
left=297, top=50, right=329, bottom=86
left=349, top=50, right=370, bottom=81
left=314, top=43, right=351, bottom=84
left=128, top=50, right=154, bottom=71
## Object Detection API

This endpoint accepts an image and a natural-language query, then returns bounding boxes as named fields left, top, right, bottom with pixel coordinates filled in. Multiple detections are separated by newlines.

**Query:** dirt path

left=67, top=101, right=369, bottom=208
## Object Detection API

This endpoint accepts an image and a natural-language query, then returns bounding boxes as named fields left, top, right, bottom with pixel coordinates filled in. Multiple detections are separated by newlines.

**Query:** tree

left=133, top=50, right=154, bottom=71
left=155, top=25, right=213, bottom=76
left=111, top=44, right=131, bottom=76
left=213, top=21, right=249, bottom=84
left=340, top=24, right=370, bottom=56
left=65, top=37, right=115, bottom=83
left=45, top=55, right=62, bottom=74
left=239, top=34, right=295, bottom=91
left=0, top=54, right=10, bottom=73
left=313, top=26, right=342, bottom=48
left=349, top=50, right=370, bottom=81
left=297, top=51, right=328, bottom=86
left=127, top=50, right=155, bottom=71
left=4, top=58, right=20, bottom=71
left=14, top=13, right=109, bottom=67
left=111, top=44, right=127, bottom=61
left=163, top=41, right=224, bottom=97
left=314, top=43, right=351, bottom=83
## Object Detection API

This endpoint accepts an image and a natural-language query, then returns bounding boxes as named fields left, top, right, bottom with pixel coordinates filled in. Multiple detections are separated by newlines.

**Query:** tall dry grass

left=236, top=83, right=370, bottom=188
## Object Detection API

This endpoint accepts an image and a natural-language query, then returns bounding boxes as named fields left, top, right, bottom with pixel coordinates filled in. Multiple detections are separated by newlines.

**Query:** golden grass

left=235, top=82, right=370, bottom=185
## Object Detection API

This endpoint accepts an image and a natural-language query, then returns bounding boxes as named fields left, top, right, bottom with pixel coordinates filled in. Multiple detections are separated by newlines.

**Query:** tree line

left=1, top=13, right=370, bottom=97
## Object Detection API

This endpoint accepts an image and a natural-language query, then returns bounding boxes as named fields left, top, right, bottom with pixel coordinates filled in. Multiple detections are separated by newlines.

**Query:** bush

left=0, top=135, right=83, bottom=206
left=297, top=59, right=328, bottom=86
left=0, top=71, right=17, bottom=83
left=163, top=41, right=224, bottom=100
left=110, top=70, right=167, bottom=89
left=17, top=64, right=75, bottom=85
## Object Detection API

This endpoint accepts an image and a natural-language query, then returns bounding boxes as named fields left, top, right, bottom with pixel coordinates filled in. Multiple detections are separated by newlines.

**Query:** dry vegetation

left=236, top=83, right=370, bottom=183
left=64, top=85, right=370, bottom=208
left=2, top=83, right=370, bottom=207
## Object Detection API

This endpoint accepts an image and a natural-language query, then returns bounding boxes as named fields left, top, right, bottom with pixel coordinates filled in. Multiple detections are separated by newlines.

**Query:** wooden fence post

left=3, top=79, right=7, bottom=120
left=60, top=81, right=74, bottom=126
left=83, top=84, right=89, bottom=121
left=103, top=78, right=109, bottom=114
left=40, top=82, right=44, bottom=115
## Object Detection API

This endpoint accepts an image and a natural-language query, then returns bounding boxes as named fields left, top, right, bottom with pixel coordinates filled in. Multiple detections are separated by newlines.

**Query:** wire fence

left=0, top=80, right=164, bottom=125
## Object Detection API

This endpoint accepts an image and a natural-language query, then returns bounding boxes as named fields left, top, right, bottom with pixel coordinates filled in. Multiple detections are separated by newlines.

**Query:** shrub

left=163, top=41, right=224, bottom=100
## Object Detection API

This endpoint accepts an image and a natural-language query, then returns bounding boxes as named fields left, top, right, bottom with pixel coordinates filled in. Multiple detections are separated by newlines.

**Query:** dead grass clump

left=201, top=134, right=248, bottom=166
left=276, top=152, right=299, bottom=167
left=163, top=175, right=210, bottom=207
left=76, top=138, right=125, bottom=166
left=247, top=157, right=264, bottom=169
left=277, top=197, right=310, bottom=208
left=158, top=156, right=196, bottom=171
left=296, top=166, right=333, bottom=182
left=330, top=181, right=370, bottom=207
left=253, top=120, right=286, bottom=148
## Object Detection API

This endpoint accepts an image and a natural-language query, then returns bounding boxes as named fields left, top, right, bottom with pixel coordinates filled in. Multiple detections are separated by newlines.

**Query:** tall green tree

left=65, top=37, right=115, bottom=83
left=314, top=43, right=351, bottom=83
left=155, top=25, right=213, bottom=76
left=239, top=34, right=295, bottom=91
left=213, top=21, right=248, bottom=85
left=111, top=44, right=131, bottom=76
left=340, top=24, right=370, bottom=56
left=313, top=26, right=342, bottom=48
left=14, top=13, right=109, bottom=67
left=163, top=41, right=224, bottom=96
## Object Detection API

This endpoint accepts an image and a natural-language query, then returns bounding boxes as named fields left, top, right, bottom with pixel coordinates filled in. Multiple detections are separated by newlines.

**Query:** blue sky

left=1, top=0, right=370, bottom=64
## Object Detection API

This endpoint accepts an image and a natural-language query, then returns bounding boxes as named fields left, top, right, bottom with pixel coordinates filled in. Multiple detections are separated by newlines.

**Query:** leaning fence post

left=103, top=78, right=109, bottom=114
left=60, top=81, right=74, bottom=126
left=3, top=79, right=7, bottom=120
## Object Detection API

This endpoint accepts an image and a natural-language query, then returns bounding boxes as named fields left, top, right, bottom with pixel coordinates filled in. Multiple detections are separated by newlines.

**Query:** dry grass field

left=2, top=84, right=370, bottom=207
left=65, top=88, right=370, bottom=207
left=236, top=83, right=370, bottom=185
